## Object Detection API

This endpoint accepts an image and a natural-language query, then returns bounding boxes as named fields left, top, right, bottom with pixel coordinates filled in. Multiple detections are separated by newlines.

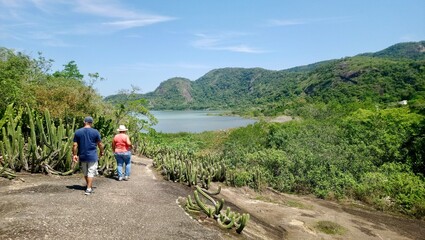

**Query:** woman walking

left=112, top=125, right=132, bottom=181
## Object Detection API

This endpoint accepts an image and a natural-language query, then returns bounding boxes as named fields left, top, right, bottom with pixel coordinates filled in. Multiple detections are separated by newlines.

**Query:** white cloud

left=267, top=19, right=306, bottom=26
left=29, top=31, right=73, bottom=47
left=0, top=0, right=26, bottom=7
left=74, top=0, right=140, bottom=19
left=267, top=17, right=352, bottom=27
left=219, top=45, right=264, bottom=53
left=73, top=0, right=175, bottom=29
left=103, top=16, right=174, bottom=30
left=0, top=0, right=176, bottom=46
left=192, top=32, right=265, bottom=53
left=117, top=62, right=211, bottom=71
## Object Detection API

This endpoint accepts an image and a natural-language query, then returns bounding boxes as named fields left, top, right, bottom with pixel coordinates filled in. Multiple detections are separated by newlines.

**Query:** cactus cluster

left=185, top=185, right=250, bottom=234
left=0, top=104, right=76, bottom=176
left=30, top=108, right=75, bottom=173
left=136, top=139, right=162, bottom=159
left=0, top=104, right=116, bottom=178
left=0, top=104, right=26, bottom=172
left=152, top=149, right=226, bottom=189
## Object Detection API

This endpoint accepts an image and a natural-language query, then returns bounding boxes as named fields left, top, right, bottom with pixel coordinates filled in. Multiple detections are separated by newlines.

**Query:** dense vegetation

left=137, top=41, right=425, bottom=219
left=2, top=41, right=425, bottom=220
left=0, top=47, right=156, bottom=178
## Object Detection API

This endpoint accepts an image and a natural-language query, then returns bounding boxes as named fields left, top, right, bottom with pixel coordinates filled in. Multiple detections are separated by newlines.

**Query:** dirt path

left=0, top=155, right=424, bottom=240
left=0, top=156, right=222, bottom=240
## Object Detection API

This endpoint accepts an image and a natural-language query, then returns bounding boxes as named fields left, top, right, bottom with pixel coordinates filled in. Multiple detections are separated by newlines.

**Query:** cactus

left=195, top=185, right=217, bottom=206
left=252, top=167, right=263, bottom=191
left=235, top=213, right=250, bottom=234
left=217, top=213, right=235, bottom=229
left=184, top=186, right=249, bottom=234
left=194, top=190, right=214, bottom=218
left=0, top=115, right=27, bottom=171
left=185, top=195, right=201, bottom=212
left=201, top=185, right=221, bottom=195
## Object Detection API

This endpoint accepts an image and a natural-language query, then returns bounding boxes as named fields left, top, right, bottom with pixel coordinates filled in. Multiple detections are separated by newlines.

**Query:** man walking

left=72, top=116, right=104, bottom=195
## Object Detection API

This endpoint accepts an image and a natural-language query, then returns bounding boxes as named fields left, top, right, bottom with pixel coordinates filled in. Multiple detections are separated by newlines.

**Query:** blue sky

left=1, top=0, right=424, bottom=97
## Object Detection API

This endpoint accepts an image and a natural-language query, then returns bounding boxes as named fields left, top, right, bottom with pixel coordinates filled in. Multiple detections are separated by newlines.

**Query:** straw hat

left=117, top=125, right=128, bottom=132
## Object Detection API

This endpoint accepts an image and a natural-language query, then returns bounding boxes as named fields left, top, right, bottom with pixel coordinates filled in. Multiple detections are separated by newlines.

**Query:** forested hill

left=105, top=41, right=425, bottom=114
left=358, top=41, right=425, bottom=60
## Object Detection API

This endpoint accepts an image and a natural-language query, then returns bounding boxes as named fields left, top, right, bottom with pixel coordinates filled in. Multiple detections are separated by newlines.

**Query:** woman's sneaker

left=118, top=177, right=123, bottom=181
left=124, top=176, right=129, bottom=181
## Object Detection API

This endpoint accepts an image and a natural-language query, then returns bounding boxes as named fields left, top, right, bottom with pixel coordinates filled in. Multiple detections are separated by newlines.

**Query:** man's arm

left=97, top=141, right=104, bottom=156
left=72, top=142, right=78, bottom=162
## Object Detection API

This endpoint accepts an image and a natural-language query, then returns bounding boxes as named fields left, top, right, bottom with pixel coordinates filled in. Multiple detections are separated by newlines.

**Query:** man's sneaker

left=118, top=177, right=123, bottom=181
left=124, top=176, right=129, bottom=181
left=85, top=188, right=93, bottom=195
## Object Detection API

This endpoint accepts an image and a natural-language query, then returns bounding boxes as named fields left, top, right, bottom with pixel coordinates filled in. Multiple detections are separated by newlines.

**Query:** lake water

left=150, top=110, right=257, bottom=133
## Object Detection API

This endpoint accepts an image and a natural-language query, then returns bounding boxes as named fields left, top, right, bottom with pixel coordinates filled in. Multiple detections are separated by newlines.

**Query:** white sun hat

left=117, top=125, right=128, bottom=132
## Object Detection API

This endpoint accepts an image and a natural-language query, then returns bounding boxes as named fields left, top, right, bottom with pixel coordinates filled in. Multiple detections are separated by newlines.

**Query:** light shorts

left=80, top=161, right=98, bottom=177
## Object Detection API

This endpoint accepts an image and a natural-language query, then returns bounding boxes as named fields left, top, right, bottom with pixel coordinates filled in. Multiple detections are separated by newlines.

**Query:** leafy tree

left=52, top=60, right=84, bottom=80
left=0, top=48, right=33, bottom=110
left=343, top=107, right=423, bottom=166
left=113, top=86, right=157, bottom=133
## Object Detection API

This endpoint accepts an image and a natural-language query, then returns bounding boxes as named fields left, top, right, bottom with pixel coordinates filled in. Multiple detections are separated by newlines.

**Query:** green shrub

left=232, top=169, right=252, bottom=187
left=245, top=149, right=295, bottom=192
left=343, top=108, right=423, bottom=165
left=356, top=162, right=425, bottom=217
left=307, top=164, right=356, bottom=200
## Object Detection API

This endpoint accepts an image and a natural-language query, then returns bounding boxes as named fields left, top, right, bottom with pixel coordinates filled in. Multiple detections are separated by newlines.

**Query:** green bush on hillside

left=355, top=162, right=425, bottom=218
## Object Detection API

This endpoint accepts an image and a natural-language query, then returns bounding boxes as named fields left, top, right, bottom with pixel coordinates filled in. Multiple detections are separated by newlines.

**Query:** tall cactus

left=0, top=107, right=27, bottom=171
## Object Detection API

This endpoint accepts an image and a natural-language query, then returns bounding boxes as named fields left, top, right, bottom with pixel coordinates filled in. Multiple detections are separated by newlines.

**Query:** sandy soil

left=0, top=155, right=424, bottom=240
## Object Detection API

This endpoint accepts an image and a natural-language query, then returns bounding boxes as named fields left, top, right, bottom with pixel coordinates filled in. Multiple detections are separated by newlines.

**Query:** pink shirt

left=113, top=133, right=131, bottom=153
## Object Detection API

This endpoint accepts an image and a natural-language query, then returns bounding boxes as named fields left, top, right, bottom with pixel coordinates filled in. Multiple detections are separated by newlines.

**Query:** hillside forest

left=1, top=41, right=425, bottom=220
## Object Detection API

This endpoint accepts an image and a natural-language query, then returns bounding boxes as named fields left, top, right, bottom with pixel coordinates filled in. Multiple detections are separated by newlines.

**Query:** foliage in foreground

left=0, top=48, right=157, bottom=178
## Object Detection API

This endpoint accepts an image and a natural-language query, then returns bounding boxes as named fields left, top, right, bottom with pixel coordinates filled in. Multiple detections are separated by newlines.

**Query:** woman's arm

left=127, top=135, right=132, bottom=149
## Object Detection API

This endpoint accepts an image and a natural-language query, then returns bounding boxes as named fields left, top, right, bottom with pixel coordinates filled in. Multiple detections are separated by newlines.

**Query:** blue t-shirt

left=73, top=127, right=101, bottom=162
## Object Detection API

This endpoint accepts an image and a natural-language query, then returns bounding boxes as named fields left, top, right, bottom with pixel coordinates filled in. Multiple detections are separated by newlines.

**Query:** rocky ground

left=0, top=155, right=424, bottom=240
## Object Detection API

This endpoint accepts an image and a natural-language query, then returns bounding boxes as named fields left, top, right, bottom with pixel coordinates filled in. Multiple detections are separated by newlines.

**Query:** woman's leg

left=115, top=154, right=124, bottom=180
left=124, top=153, right=131, bottom=178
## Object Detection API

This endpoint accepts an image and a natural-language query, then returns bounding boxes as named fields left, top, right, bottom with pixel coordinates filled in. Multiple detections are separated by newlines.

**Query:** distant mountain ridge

left=358, top=41, right=425, bottom=60
left=105, top=41, right=425, bottom=112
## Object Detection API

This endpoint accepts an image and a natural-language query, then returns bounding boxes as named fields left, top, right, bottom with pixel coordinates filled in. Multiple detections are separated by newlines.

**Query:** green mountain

left=359, top=41, right=425, bottom=60
left=105, top=41, right=425, bottom=113
left=144, top=77, right=193, bottom=110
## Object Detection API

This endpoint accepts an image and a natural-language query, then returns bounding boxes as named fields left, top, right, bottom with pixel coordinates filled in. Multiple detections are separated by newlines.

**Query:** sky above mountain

left=1, top=0, right=424, bottom=96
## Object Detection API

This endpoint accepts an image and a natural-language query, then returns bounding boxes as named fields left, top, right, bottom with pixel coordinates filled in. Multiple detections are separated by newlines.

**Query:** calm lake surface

left=150, top=110, right=257, bottom=133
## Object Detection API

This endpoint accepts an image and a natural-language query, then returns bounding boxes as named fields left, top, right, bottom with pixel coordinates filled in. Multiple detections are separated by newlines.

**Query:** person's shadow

left=66, top=185, right=86, bottom=190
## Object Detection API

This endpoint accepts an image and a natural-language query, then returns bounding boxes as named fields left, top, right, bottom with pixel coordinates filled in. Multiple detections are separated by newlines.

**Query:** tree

left=0, top=48, right=32, bottom=111
left=114, top=86, right=157, bottom=133
left=52, top=60, right=84, bottom=80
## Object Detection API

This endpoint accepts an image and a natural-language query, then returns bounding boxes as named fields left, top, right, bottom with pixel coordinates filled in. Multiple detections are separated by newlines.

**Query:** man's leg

left=84, top=162, right=98, bottom=195
left=81, top=162, right=89, bottom=187
left=86, top=176, right=93, bottom=189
